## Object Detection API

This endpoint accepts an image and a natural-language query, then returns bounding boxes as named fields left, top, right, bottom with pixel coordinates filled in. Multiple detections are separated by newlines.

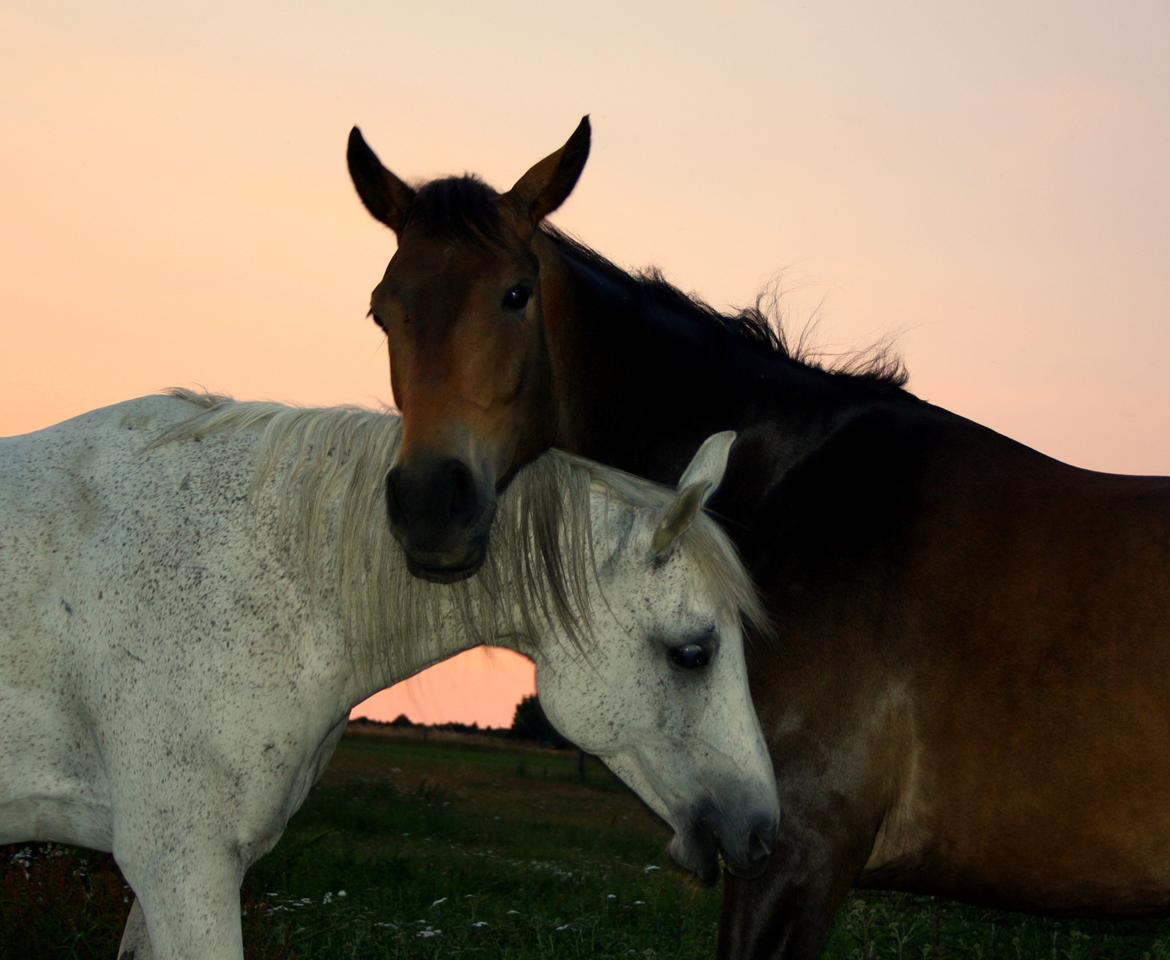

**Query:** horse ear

left=677, top=431, right=736, bottom=506
left=347, top=127, right=415, bottom=233
left=504, top=116, right=591, bottom=229
left=650, top=432, right=737, bottom=557
left=651, top=481, right=709, bottom=557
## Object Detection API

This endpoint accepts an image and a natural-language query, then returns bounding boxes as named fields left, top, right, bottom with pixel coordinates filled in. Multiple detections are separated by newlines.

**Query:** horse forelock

left=153, top=390, right=766, bottom=674
left=402, top=176, right=511, bottom=251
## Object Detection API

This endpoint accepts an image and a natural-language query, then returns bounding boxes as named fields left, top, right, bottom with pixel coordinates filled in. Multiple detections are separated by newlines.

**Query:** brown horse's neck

left=535, top=231, right=915, bottom=519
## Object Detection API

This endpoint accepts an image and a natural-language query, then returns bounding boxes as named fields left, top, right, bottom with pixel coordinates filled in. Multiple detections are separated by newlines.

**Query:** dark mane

left=544, top=225, right=909, bottom=390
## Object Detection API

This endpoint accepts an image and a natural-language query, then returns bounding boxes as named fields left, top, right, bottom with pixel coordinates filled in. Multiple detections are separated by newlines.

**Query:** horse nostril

left=443, top=459, right=479, bottom=526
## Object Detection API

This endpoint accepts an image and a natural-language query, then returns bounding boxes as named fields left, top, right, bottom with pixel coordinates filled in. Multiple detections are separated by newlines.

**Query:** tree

left=510, top=695, right=570, bottom=749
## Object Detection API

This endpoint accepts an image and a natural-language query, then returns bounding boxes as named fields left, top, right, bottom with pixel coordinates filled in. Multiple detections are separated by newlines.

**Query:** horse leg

left=716, top=802, right=872, bottom=960
left=117, top=898, right=151, bottom=960
left=718, top=860, right=856, bottom=960
left=114, top=845, right=244, bottom=960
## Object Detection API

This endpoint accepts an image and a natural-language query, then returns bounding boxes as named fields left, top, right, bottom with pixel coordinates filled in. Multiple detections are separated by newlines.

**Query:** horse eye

left=501, top=284, right=532, bottom=311
left=669, top=642, right=712, bottom=670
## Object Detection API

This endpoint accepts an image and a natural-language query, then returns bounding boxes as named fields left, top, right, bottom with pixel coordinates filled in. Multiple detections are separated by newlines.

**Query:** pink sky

left=2, top=1, right=1167, bottom=727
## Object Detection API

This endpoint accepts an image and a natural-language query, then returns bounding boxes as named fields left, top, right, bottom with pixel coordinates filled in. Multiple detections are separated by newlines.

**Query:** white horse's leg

left=115, top=847, right=244, bottom=960
left=117, top=898, right=151, bottom=960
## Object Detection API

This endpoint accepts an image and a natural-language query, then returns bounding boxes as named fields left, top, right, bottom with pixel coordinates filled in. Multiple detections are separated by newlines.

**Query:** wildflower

left=606, top=894, right=617, bottom=901
left=417, top=926, right=441, bottom=938
left=642, top=865, right=660, bottom=874
left=430, top=897, right=447, bottom=909
left=471, top=921, right=489, bottom=929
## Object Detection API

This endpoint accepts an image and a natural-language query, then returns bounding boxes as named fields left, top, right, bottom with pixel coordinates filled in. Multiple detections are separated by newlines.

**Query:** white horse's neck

left=249, top=439, right=548, bottom=711
left=145, top=392, right=760, bottom=725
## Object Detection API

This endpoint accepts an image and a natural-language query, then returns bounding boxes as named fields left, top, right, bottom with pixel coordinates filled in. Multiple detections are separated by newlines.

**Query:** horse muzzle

left=669, top=803, right=777, bottom=884
left=385, top=457, right=496, bottom=582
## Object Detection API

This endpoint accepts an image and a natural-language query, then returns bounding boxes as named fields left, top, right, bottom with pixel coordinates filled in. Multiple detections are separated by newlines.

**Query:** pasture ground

left=4, top=730, right=1170, bottom=959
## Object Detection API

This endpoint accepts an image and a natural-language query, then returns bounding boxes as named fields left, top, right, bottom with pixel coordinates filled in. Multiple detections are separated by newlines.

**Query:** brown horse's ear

left=504, top=116, right=591, bottom=230
left=347, top=127, right=415, bottom=233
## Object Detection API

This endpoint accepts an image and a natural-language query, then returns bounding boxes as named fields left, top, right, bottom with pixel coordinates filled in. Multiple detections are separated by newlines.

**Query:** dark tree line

left=510, top=694, right=571, bottom=749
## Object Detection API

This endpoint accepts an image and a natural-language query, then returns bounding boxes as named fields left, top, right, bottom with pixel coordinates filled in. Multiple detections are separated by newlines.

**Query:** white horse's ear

left=677, top=431, right=736, bottom=504
left=650, top=431, right=736, bottom=557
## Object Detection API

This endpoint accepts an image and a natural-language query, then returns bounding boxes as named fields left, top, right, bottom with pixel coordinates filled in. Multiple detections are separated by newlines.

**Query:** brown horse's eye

left=502, top=285, right=532, bottom=311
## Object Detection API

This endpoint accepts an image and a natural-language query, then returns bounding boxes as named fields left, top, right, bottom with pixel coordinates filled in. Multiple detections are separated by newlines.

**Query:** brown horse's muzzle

left=385, top=457, right=496, bottom=582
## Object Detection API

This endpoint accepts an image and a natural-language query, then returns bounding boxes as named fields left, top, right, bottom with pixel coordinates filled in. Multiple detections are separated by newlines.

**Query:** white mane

left=153, top=389, right=766, bottom=674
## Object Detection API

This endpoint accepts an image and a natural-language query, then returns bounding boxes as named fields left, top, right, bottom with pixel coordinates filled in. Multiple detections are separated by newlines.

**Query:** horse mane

left=395, top=174, right=908, bottom=388
left=153, top=389, right=766, bottom=678
left=544, top=226, right=909, bottom=389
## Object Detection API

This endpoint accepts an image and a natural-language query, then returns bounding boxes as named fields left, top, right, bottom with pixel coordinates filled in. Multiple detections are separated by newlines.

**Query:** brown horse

left=346, top=118, right=1170, bottom=959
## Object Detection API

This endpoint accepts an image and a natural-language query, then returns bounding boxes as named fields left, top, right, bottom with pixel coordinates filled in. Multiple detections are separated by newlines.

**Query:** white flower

left=642, top=865, right=660, bottom=874
left=337, top=890, right=347, bottom=898
left=430, top=897, right=448, bottom=909
left=471, top=921, right=489, bottom=928
left=417, top=926, right=442, bottom=938
left=606, top=894, right=617, bottom=901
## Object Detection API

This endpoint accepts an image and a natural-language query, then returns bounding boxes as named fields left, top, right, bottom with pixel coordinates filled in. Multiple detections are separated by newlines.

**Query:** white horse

left=0, top=391, right=777, bottom=959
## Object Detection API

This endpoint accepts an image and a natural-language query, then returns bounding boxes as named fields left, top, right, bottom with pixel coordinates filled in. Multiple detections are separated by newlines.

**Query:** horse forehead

left=385, top=226, right=524, bottom=288
left=380, top=240, right=466, bottom=298
left=604, top=538, right=701, bottom=615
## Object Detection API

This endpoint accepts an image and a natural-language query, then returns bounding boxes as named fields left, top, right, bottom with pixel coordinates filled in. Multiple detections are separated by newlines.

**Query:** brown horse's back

left=860, top=423, right=1170, bottom=913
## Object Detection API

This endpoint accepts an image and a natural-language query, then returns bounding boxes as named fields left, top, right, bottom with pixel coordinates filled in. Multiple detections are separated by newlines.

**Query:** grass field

left=5, top=730, right=1170, bottom=959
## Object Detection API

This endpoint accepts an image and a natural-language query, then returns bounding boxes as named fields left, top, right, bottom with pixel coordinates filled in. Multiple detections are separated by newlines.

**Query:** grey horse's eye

left=669, top=642, right=712, bottom=669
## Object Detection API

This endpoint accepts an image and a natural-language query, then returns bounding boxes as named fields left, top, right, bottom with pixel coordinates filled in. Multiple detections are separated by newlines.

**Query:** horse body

left=347, top=121, right=1170, bottom=958
left=0, top=393, right=778, bottom=959
left=1, top=396, right=385, bottom=960
left=711, top=405, right=1170, bottom=954
left=853, top=416, right=1170, bottom=909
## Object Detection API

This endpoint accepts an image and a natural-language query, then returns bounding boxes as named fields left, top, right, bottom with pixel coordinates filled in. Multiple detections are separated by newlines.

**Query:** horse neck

left=264, top=443, right=583, bottom=703
left=538, top=237, right=904, bottom=513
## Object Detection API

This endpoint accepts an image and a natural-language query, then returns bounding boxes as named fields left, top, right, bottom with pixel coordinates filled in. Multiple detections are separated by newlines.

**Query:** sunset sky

left=2, top=1, right=1168, bottom=727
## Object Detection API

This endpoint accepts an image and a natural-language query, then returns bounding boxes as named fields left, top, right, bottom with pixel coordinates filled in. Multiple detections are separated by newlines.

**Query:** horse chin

left=405, top=555, right=484, bottom=584
left=402, top=534, right=489, bottom=583
left=667, top=832, right=721, bottom=886
left=723, top=852, right=770, bottom=880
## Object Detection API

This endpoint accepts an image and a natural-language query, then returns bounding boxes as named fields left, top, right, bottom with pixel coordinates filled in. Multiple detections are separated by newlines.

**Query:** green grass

left=5, top=731, right=1170, bottom=958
